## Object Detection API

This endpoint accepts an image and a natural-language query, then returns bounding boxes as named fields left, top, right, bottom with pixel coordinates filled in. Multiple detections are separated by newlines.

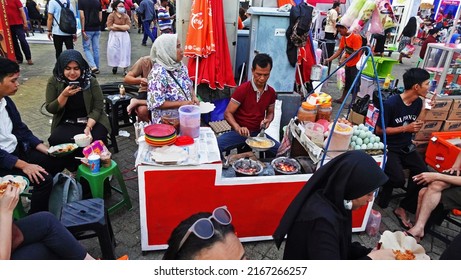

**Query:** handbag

left=48, top=173, right=83, bottom=219
left=352, top=94, right=370, bottom=116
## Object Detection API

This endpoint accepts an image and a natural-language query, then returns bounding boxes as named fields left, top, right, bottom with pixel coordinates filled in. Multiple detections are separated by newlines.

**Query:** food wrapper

left=379, top=231, right=430, bottom=260
left=82, top=140, right=111, bottom=159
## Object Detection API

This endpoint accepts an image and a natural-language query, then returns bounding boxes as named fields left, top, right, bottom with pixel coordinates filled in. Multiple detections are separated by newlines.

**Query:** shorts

left=137, top=92, right=147, bottom=100
left=345, top=66, right=360, bottom=94
left=441, top=186, right=461, bottom=210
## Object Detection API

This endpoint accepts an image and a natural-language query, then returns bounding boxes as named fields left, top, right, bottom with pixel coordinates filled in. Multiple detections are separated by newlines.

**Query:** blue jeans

left=217, top=130, right=280, bottom=157
left=82, top=31, right=101, bottom=69
left=12, top=212, right=87, bottom=260
left=142, top=20, right=156, bottom=44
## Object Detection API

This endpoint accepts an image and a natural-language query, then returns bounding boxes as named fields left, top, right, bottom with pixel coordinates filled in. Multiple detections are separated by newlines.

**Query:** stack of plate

left=144, top=124, right=177, bottom=147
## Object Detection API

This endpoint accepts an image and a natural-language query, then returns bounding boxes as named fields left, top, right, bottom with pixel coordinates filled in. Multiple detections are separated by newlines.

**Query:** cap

left=336, top=22, right=347, bottom=28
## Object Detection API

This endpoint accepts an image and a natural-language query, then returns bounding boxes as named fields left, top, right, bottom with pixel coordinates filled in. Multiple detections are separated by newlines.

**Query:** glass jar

left=297, top=102, right=317, bottom=123
left=317, top=102, right=332, bottom=121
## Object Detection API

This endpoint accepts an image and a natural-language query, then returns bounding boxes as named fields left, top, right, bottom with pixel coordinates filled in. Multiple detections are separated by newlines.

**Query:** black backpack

left=53, top=0, right=77, bottom=34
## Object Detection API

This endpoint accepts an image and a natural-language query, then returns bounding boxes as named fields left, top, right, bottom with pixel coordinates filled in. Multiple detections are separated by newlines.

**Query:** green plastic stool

left=76, top=160, right=132, bottom=214
left=13, top=187, right=32, bottom=220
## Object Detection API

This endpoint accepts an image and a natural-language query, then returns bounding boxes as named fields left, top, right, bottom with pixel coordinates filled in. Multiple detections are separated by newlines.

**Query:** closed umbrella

left=187, top=0, right=236, bottom=90
left=184, top=0, right=215, bottom=94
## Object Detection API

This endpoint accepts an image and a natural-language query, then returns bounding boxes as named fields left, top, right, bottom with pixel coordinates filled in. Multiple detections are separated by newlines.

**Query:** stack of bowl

left=144, top=124, right=177, bottom=147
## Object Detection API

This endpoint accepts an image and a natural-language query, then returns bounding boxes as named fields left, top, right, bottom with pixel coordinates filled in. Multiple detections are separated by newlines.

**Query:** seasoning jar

left=297, top=102, right=317, bottom=123
left=317, top=102, right=332, bottom=121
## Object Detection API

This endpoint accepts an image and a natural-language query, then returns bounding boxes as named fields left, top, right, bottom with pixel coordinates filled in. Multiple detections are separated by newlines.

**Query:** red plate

left=145, top=132, right=177, bottom=142
left=144, top=124, right=176, bottom=138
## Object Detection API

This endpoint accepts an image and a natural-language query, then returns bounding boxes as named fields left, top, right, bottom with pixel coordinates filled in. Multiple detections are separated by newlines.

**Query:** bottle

left=366, top=209, right=382, bottom=237
left=119, top=84, right=126, bottom=97
left=383, top=74, right=391, bottom=89
left=297, top=102, right=317, bottom=123
left=317, top=102, right=332, bottom=121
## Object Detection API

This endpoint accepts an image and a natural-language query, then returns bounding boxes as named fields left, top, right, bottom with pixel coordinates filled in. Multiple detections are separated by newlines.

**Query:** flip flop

left=393, top=211, right=413, bottom=230
left=404, top=231, right=422, bottom=243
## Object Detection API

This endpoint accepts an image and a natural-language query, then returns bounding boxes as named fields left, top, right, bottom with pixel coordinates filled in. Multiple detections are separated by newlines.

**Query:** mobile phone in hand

left=68, top=81, right=79, bottom=89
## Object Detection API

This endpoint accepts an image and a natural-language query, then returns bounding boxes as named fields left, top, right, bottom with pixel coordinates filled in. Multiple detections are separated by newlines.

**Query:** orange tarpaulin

left=186, top=0, right=236, bottom=90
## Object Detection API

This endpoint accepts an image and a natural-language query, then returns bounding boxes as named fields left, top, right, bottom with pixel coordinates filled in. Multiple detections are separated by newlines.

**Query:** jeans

left=12, top=212, right=87, bottom=260
left=10, top=24, right=32, bottom=62
left=142, top=20, right=156, bottom=44
left=217, top=130, right=280, bottom=157
left=82, top=31, right=101, bottom=69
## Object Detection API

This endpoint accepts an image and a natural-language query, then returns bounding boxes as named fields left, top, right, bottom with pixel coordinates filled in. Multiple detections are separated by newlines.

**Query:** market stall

left=136, top=125, right=384, bottom=251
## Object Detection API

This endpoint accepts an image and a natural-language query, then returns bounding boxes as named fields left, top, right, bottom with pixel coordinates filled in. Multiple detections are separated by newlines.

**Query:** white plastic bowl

left=73, top=134, right=92, bottom=147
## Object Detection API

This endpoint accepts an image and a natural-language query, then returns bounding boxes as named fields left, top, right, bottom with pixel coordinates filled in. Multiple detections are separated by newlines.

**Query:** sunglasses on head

left=177, top=206, right=232, bottom=251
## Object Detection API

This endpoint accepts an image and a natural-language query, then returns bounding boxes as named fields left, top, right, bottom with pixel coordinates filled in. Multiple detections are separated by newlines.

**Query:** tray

left=48, top=143, right=78, bottom=157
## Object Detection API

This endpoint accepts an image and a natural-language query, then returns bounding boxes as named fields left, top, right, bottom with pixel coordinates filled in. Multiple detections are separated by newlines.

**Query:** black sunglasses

left=177, top=206, right=232, bottom=251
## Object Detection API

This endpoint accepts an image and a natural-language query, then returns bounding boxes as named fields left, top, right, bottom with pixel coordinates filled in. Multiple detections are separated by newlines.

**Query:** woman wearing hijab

left=45, top=49, right=110, bottom=170
left=273, top=151, right=395, bottom=260
left=397, top=17, right=417, bottom=63
left=107, top=0, right=131, bottom=75
left=146, top=34, right=199, bottom=124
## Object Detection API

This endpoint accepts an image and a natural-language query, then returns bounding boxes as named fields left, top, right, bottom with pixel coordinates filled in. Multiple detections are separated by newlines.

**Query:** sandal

left=404, top=231, right=422, bottom=243
left=393, top=211, right=413, bottom=230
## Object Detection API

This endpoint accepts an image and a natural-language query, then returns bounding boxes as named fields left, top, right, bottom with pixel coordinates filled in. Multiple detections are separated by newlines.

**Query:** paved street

left=11, top=26, right=458, bottom=260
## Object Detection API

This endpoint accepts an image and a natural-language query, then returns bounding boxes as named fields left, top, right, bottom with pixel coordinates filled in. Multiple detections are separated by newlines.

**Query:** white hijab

left=150, top=34, right=182, bottom=71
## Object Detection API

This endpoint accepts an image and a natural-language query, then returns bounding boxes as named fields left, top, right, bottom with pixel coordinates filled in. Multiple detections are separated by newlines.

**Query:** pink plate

left=144, top=124, right=176, bottom=138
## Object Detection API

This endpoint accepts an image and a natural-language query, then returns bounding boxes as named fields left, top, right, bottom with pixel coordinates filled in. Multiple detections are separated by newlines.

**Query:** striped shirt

left=157, top=7, right=172, bottom=32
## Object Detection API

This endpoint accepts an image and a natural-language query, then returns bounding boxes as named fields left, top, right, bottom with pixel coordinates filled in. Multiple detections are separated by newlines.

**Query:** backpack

left=53, top=0, right=77, bottom=34
left=48, top=172, right=83, bottom=219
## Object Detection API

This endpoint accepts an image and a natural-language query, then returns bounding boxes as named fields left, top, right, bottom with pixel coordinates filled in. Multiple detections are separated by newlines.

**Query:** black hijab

left=53, top=49, right=92, bottom=90
left=402, top=17, right=417, bottom=37
left=273, top=150, right=388, bottom=248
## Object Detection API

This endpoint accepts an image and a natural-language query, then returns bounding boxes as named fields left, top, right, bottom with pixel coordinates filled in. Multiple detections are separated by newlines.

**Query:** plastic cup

left=88, top=154, right=101, bottom=173
left=178, top=105, right=200, bottom=138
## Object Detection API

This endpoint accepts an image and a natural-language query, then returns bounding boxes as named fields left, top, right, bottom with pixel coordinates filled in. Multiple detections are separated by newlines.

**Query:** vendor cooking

left=217, top=53, right=280, bottom=157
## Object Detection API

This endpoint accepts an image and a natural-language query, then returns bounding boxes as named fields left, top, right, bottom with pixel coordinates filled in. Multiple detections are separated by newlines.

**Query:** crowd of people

left=2, top=0, right=461, bottom=261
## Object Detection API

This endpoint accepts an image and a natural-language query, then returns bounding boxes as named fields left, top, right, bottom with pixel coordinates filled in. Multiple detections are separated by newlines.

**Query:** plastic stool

left=61, top=198, right=116, bottom=260
left=76, top=160, right=132, bottom=214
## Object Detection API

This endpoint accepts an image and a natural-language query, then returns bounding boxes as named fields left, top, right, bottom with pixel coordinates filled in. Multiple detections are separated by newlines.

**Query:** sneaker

left=112, top=67, right=117, bottom=74
left=141, top=42, right=147, bottom=46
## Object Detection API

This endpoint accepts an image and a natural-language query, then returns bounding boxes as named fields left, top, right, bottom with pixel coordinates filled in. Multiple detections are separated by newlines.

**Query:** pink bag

left=401, top=44, right=415, bottom=58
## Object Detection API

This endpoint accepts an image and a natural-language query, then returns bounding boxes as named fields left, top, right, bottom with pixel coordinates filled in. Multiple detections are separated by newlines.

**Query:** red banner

left=0, top=0, right=17, bottom=60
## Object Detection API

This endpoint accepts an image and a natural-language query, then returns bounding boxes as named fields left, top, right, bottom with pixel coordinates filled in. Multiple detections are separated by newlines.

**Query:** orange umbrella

left=184, top=0, right=215, bottom=94
left=187, top=0, right=236, bottom=90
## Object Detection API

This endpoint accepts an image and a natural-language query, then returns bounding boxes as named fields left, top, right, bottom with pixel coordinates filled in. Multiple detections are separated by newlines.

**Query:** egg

left=367, top=143, right=373, bottom=149
left=355, top=138, right=363, bottom=146
left=369, top=136, right=375, bottom=144
left=359, top=131, right=367, bottom=139
left=355, top=145, right=362, bottom=150
left=361, top=144, right=367, bottom=150
left=358, top=124, right=365, bottom=130
left=373, top=142, right=379, bottom=149
left=352, top=135, right=358, bottom=141
left=378, top=142, right=384, bottom=149
left=364, top=138, right=370, bottom=144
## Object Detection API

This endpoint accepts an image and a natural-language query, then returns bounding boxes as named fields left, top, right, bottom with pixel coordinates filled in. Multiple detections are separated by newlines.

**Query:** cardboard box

left=450, top=99, right=461, bottom=112
left=443, top=120, right=461, bottom=131
left=431, top=99, right=453, bottom=111
left=421, top=120, right=444, bottom=131
left=447, top=109, right=461, bottom=120
left=414, top=130, right=436, bottom=141
left=423, top=110, right=449, bottom=121
left=348, top=110, right=365, bottom=125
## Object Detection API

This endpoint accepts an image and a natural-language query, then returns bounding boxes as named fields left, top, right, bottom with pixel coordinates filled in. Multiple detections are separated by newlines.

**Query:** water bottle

left=366, top=209, right=381, bottom=237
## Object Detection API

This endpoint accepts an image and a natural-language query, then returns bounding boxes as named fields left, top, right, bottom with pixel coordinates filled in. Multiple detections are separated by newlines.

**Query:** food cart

left=136, top=127, right=384, bottom=251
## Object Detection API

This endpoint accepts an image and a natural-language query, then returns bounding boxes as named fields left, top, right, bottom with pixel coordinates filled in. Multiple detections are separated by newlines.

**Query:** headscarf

left=53, top=49, right=92, bottom=90
left=150, top=34, right=182, bottom=71
left=273, top=150, right=388, bottom=248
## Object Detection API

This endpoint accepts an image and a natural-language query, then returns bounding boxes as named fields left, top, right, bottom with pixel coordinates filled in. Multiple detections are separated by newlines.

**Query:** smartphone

left=68, top=81, right=80, bottom=88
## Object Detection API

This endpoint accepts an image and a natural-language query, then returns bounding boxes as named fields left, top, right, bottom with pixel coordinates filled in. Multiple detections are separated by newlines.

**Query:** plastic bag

left=369, top=8, right=383, bottom=34
left=352, top=94, right=370, bottom=116
left=337, top=68, right=345, bottom=90
left=349, top=0, right=376, bottom=33
left=341, top=0, right=367, bottom=27
left=400, top=44, right=415, bottom=57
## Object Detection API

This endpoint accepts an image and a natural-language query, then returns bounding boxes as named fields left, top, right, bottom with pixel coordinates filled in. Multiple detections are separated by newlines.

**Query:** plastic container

left=325, top=123, right=353, bottom=158
left=366, top=209, right=381, bottom=237
left=160, top=109, right=180, bottom=133
left=383, top=74, right=391, bottom=89
left=304, top=122, right=324, bottom=147
left=317, top=102, right=332, bottom=121
left=310, top=64, right=323, bottom=81
left=178, top=105, right=201, bottom=138
left=297, top=102, right=317, bottom=123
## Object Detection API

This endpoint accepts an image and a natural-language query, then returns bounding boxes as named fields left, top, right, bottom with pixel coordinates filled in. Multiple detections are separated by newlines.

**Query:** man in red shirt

left=419, top=28, right=438, bottom=60
left=218, top=53, right=279, bottom=156
left=5, top=0, right=33, bottom=65
left=325, top=22, right=362, bottom=104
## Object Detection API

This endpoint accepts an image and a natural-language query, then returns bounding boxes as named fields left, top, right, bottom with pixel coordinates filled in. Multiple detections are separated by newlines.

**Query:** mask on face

left=117, top=7, right=126, bottom=13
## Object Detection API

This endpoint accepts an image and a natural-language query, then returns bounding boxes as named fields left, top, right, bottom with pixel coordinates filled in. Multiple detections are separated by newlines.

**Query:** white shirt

left=325, top=9, right=338, bottom=34
left=0, top=98, right=18, bottom=153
